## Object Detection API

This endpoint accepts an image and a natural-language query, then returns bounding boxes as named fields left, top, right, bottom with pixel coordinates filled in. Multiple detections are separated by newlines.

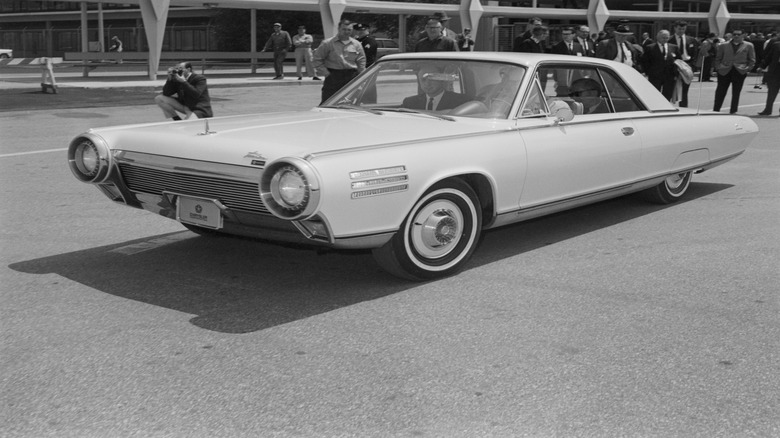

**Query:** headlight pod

left=68, top=134, right=112, bottom=183
left=260, top=158, right=321, bottom=220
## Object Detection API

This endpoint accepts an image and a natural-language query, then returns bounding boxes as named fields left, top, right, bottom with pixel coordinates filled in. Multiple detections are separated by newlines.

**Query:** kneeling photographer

left=154, top=62, right=213, bottom=121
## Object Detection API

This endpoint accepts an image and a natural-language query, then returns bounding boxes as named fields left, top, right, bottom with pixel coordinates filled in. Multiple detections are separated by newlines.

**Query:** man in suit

left=596, top=24, right=642, bottom=70
left=757, top=38, right=780, bottom=116
left=402, top=64, right=470, bottom=111
left=671, top=20, right=699, bottom=107
left=713, top=30, right=756, bottom=114
left=513, top=17, right=543, bottom=52
left=155, top=61, right=213, bottom=120
left=576, top=25, right=596, bottom=57
left=552, top=27, right=584, bottom=56
left=515, top=26, right=548, bottom=53
left=414, top=16, right=458, bottom=52
left=642, top=30, right=680, bottom=100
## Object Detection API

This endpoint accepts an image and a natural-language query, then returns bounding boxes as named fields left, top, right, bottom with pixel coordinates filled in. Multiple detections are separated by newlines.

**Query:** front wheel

left=372, top=179, right=482, bottom=281
left=641, top=171, right=692, bottom=204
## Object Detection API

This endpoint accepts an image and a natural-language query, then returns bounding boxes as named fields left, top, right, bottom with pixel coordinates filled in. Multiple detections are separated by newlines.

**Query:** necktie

left=427, top=96, right=434, bottom=110
left=662, top=44, right=666, bottom=59
left=568, top=43, right=573, bottom=53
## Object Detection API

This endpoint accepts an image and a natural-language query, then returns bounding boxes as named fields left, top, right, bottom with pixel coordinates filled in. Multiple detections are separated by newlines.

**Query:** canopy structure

left=58, top=0, right=779, bottom=79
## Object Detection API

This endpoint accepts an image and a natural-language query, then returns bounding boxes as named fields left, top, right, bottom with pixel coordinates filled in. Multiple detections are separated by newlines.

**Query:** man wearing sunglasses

left=713, top=30, right=756, bottom=114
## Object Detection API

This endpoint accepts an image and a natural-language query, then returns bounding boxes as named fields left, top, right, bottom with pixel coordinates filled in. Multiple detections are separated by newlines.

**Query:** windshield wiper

left=323, top=104, right=382, bottom=115
left=373, top=107, right=455, bottom=121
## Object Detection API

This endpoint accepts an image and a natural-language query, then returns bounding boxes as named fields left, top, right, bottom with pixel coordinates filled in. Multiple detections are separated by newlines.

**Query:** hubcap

left=411, top=200, right=463, bottom=259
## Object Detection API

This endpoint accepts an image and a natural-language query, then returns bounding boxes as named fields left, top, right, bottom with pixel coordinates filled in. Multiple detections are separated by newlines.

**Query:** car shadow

left=9, top=182, right=731, bottom=334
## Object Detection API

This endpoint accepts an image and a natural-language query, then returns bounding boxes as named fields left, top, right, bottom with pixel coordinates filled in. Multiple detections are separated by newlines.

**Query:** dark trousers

left=320, top=68, right=357, bottom=104
left=762, top=73, right=780, bottom=114
left=649, top=74, right=675, bottom=100
left=713, top=68, right=747, bottom=113
left=702, top=57, right=714, bottom=81
left=273, top=50, right=287, bottom=77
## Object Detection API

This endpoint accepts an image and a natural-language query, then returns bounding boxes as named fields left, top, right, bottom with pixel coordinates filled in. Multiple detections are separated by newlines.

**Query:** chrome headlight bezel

left=68, top=134, right=112, bottom=183
left=260, top=158, right=321, bottom=220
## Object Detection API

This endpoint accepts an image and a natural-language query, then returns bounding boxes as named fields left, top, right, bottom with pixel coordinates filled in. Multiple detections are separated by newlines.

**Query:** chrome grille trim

left=115, top=152, right=268, bottom=215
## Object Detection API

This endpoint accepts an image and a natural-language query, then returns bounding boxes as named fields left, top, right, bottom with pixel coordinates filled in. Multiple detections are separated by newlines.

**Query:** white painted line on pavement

left=0, top=148, right=67, bottom=158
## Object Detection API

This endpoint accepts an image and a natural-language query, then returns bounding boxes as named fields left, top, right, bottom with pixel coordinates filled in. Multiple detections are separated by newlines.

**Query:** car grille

left=118, top=163, right=269, bottom=215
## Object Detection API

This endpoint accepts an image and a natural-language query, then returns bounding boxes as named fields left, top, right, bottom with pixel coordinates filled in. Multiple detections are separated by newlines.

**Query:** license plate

left=177, top=195, right=223, bottom=229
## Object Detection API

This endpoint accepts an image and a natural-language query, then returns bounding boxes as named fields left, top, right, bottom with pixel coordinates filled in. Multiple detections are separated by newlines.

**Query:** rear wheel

left=372, top=178, right=482, bottom=281
left=641, top=171, right=692, bottom=204
left=0, top=54, right=8, bottom=59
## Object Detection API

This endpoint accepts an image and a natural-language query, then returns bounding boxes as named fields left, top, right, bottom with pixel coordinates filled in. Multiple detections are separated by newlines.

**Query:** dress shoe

left=298, top=76, right=302, bottom=80
left=313, top=77, right=321, bottom=80
left=757, top=111, right=771, bottom=116
left=273, top=75, right=283, bottom=80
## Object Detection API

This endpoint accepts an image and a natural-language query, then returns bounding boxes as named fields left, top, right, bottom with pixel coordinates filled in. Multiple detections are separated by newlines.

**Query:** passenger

left=478, top=66, right=523, bottom=115
left=402, top=64, right=469, bottom=111
left=569, top=77, right=609, bottom=114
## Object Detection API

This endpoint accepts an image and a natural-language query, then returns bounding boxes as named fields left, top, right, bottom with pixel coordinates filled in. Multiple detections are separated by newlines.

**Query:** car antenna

left=198, top=118, right=216, bottom=136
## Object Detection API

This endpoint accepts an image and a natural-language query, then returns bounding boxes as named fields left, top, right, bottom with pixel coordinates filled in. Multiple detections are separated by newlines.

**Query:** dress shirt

left=312, top=36, right=366, bottom=73
left=293, top=33, right=313, bottom=50
left=676, top=35, right=690, bottom=61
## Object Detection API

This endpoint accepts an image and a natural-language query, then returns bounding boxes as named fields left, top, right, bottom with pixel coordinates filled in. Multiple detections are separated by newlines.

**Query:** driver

left=402, top=64, right=469, bottom=111
left=478, top=65, right=523, bottom=115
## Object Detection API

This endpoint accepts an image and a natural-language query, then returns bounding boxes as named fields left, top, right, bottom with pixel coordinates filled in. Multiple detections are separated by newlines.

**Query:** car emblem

left=195, top=204, right=202, bottom=213
left=244, top=151, right=267, bottom=160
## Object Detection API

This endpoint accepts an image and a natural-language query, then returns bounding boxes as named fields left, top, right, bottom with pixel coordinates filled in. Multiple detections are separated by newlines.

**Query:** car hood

left=90, top=108, right=495, bottom=166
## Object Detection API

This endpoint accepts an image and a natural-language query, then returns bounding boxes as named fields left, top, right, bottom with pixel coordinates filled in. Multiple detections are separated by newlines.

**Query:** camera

left=169, top=67, right=184, bottom=76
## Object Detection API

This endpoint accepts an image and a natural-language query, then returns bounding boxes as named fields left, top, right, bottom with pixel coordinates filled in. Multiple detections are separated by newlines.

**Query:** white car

left=67, top=52, right=759, bottom=280
left=0, top=48, right=13, bottom=59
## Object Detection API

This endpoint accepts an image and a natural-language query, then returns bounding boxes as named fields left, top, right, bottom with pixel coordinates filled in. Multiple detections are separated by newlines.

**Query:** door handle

left=621, top=127, right=635, bottom=136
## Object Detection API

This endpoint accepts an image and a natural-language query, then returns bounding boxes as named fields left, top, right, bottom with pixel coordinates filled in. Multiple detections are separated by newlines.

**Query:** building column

left=587, top=0, right=610, bottom=32
left=139, top=0, right=171, bottom=80
left=709, top=0, right=730, bottom=37
left=461, top=0, right=484, bottom=37
left=320, top=0, right=347, bottom=38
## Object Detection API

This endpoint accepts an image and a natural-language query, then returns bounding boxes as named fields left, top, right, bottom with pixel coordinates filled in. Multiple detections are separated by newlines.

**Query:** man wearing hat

left=672, top=20, right=699, bottom=107
left=354, top=23, right=378, bottom=68
left=292, top=25, right=319, bottom=80
left=431, top=12, right=454, bottom=39
left=596, top=24, right=642, bottom=70
left=415, top=15, right=457, bottom=52
left=264, top=22, right=292, bottom=79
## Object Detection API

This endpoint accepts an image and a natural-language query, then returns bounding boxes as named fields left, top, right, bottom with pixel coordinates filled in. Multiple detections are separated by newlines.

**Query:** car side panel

left=310, top=129, right=527, bottom=239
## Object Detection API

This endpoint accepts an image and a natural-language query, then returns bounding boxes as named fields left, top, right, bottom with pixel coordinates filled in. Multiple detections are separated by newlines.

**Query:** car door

left=517, top=66, right=643, bottom=209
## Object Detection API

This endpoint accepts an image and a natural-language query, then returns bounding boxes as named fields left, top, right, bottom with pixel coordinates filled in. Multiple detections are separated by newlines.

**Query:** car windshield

left=322, top=59, right=527, bottom=119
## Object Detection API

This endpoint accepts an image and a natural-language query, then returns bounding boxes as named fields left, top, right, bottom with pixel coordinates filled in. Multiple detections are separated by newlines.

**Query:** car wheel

left=372, top=178, right=482, bottom=281
left=182, top=223, right=223, bottom=237
left=642, top=171, right=692, bottom=204
left=0, top=54, right=9, bottom=59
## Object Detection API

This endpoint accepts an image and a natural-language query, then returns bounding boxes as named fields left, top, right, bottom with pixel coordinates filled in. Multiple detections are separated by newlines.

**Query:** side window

left=599, top=69, right=643, bottom=112
left=540, top=64, right=606, bottom=115
left=519, top=75, right=549, bottom=117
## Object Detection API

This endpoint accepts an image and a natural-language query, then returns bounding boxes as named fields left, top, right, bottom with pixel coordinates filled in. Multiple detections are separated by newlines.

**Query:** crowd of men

left=512, top=16, right=779, bottom=115
left=153, top=14, right=779, bottom=120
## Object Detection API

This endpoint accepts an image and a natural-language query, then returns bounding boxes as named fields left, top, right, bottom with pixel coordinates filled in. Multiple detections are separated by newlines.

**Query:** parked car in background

left=375, top=38, right=400, bottom=59
left=67, top=52, right=759, bottom=281
left=0, top=48, right=13, bottom=59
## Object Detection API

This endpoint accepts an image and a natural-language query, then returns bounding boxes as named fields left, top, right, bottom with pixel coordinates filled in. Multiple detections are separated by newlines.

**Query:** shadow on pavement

left=9, top=182, right=731, bottom=334
left=0, top=87, right=160, bottom=112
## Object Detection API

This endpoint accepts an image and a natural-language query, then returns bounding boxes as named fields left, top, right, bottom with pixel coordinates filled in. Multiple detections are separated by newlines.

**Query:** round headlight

left=260, top=158, right=321, bottom=220
left=68, top=134, right=112, bottom=183
left=273, top=166, right=307, bottom=209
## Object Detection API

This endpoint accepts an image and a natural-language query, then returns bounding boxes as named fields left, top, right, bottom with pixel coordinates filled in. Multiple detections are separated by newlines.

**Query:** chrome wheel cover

left=410, top=199, right=464, bottom=260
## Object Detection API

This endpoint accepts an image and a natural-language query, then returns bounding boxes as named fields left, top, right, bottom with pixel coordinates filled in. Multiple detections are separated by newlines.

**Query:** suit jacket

left=715, top=41, right=756, bottom=76
left=552, top=40, right=584, bottom=56
left=577, top=37, right=596, bottom=57
left=761, top=40, right=780, bottom=81
left=596, top=38, right=641, bottom=67
left=672, top=34, right=699, bottom=64
left=642, top=42, right=680, bottom=80
left=402, top=91, right=470, bottom=111
left=516, top=38, right=544, bottom=53
left=162, top=73, right=213, bottom=118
